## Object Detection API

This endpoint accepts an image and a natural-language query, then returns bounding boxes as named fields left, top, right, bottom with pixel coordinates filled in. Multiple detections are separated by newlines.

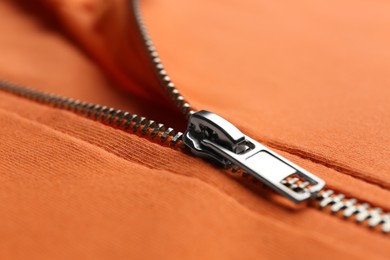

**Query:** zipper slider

left=183, top=110, right=325, bottom=203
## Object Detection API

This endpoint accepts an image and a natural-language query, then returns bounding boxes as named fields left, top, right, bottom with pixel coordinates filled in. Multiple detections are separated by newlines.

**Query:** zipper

left=0, top=0, right=389, bottom=234
left=1, top=80, right=389, bottom=234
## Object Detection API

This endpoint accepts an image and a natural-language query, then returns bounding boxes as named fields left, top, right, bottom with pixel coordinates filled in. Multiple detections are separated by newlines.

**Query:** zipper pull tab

left=183, top=110, right=325, bottom=203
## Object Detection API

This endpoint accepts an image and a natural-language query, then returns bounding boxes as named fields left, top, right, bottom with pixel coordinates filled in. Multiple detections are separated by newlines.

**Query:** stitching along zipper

left=0, top=0, right=389, bottom=234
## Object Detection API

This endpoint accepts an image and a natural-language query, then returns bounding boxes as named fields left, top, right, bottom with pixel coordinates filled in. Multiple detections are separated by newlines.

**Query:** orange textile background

left=0, top=0, right=390, bottom=259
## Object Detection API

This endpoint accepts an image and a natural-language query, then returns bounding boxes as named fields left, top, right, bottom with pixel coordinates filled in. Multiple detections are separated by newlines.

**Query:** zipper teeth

left=314, top=189, right=390, bottom=233
left=132, top=0, right=195, bottom=119
left=0, top=80, right=184, bottom=148
left=0, top=81, right=389, bottom=235
left=234, top=168, right=390, bottom=234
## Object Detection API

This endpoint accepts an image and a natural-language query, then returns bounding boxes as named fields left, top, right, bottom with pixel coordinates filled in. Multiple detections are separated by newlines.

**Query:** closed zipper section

left=0, top=0, right=388, bottom=235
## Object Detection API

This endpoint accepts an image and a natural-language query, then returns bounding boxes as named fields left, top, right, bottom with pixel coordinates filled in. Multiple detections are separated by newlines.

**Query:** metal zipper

left=182, top=110, right=390, bottom=234
left=182, top=110, right=325, bottom=203
left=0, top=80, right=389, bottom=234
left=0, top=0, right=388, bottom=234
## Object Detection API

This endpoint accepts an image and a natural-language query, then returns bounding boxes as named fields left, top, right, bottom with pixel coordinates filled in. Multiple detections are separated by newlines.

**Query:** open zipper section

left=0, top=0, right=389, bottom=234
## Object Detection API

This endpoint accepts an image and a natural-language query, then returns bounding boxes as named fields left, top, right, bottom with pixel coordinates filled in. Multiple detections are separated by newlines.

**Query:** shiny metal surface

left=316, top=190, right=390, bottom=233
left=182, top=112, right=390, bottom=232
left=183, top=110, right=326, bottom=203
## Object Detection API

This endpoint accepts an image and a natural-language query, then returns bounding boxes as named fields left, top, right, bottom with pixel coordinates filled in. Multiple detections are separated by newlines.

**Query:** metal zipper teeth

left=240, top=170, right=390, bottom=234
left=131, top=0, right=195, bottom=119
left=0, top=80, right=389, bottom=234
left=314, top=189, right=390, bottom=234
left=0, top=80, right=184, bottom=148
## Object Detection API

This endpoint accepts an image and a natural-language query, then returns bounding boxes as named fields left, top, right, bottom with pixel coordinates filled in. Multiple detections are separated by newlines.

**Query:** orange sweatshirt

left=0, top=0, right=389, bottom=259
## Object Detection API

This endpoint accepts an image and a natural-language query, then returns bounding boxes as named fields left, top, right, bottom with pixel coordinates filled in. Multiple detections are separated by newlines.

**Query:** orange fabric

left=0, top=0, right=390, bottom=259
